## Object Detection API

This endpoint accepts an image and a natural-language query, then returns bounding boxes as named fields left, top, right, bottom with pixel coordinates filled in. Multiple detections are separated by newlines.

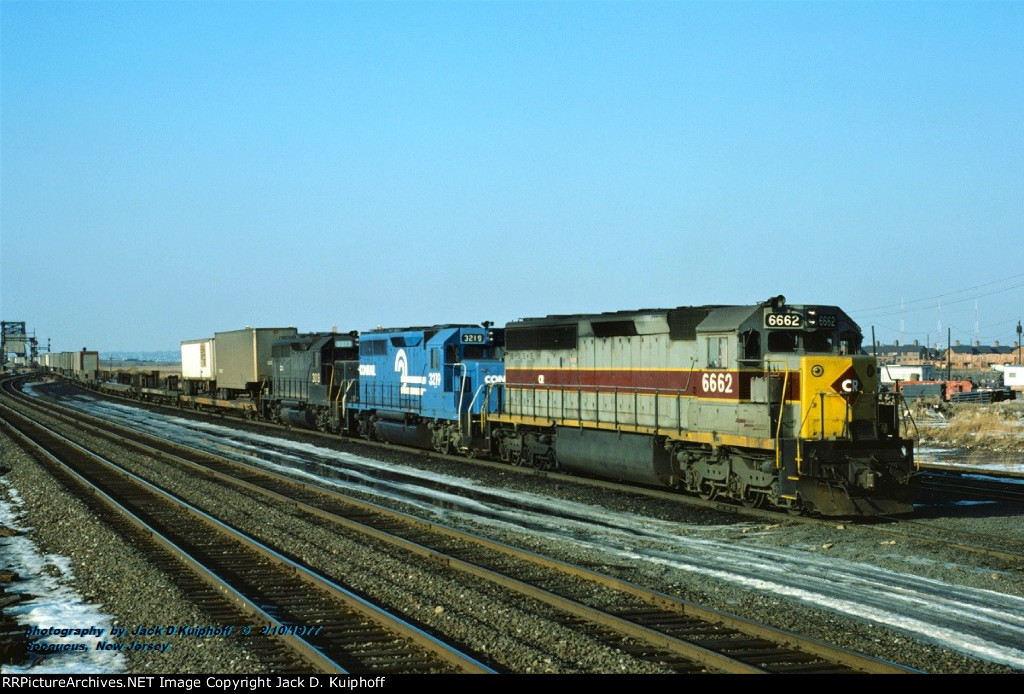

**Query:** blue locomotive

left=349, top=323, right=505, bottom=454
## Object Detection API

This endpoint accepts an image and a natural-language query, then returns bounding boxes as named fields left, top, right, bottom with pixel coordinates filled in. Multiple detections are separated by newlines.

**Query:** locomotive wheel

left=518, top=449, right=533, bottom=468
left=536, top=450, right=556, bottom=471
left=741, top=492, right=765, bottom=509
left=697, top=481, right=717, bottom=501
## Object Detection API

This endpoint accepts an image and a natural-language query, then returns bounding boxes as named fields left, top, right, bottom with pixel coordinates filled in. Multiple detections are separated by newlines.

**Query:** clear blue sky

left=2, top=1, right=1022, bottom=353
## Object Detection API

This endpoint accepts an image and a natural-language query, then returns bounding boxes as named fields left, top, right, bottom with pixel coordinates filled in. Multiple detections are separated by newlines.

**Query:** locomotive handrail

left=336, top=379, right=355, bottom=419
left=891, top=390, right=920, bottom=446
left=456, top=362, right=467, bottom=427
left=480, top=382, right=504, bottom=430
left=763, top=359, right=791, bottom=471
left=796, top=393, right=822, bottom=442
left=462, top=383, right=488, bottom=442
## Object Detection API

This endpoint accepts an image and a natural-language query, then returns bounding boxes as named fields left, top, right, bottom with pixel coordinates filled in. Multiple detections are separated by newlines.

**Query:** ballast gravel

left=2, top=403, right=1022, bottom=675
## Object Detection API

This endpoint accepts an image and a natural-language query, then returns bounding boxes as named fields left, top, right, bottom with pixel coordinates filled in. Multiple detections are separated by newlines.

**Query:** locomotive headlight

left=806, top=309, right=818, bottom=328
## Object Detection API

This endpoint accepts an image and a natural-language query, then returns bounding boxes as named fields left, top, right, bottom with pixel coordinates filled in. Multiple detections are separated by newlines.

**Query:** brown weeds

left=913, top=401, right=1024, bottom=453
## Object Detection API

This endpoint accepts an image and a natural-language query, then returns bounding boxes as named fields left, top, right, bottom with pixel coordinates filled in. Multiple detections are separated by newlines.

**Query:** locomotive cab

left=753, top=298, right=916, bottom=515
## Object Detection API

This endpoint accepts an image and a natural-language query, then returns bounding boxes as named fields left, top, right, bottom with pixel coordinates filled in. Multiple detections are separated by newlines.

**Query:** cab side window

left=803, top=331, right=834, bottom=353
left=741, top=330, right=761, bottom=361
left=707, top=336, right=728, bottom=368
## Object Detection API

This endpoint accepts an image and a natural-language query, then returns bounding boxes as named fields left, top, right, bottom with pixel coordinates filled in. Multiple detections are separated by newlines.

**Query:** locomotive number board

left=764, top=311, right=804, bottom=328
left=763, top=312, right=837, bottom=329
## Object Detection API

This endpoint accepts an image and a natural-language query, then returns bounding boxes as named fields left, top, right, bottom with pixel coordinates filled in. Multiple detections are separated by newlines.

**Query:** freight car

left=896, top=379, right=975, bottom=403
left=180, top=327, right=298, bottom=400
left=176, top=327, right=298, bottom=417
left=483, top=297, right=916, bottom=516
left=40, top=349, right=100, bottom=384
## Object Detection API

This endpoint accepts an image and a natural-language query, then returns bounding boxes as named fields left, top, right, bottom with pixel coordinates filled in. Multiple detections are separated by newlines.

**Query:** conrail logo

left=395, top=349, right=426, bottom=396
left=831, top=366, right=862, bottom=395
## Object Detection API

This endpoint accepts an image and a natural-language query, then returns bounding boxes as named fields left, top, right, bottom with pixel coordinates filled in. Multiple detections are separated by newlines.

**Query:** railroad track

left=3, top=375, right=918, bottom=674
left=917, top=468, right=1024, bottom=504
left=0, top=383, right=491, bottom=674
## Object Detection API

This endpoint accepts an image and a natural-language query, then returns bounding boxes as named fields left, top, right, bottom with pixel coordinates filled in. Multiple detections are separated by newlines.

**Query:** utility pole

left=947, top=327, right=952, bottom=380
left=1017, top=320, right=1022, bottom=365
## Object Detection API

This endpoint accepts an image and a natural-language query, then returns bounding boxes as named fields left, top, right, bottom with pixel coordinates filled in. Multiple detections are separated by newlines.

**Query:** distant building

left=941, top=341, right=1019, bottom=369
left=872, top=340, right=938, bottom=365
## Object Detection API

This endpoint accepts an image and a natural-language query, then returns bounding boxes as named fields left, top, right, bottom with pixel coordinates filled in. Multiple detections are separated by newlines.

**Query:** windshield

left=766, top=330, right=836, bottom=354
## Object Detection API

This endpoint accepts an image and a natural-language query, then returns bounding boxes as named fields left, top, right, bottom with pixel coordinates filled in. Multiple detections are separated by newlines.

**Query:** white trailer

left=880, top=364, right=934, bottom=385
left=1001, top=365, right=1024, bottom=392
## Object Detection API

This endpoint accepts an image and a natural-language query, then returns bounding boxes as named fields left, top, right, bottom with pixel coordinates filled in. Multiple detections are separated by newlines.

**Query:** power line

left=853, top=275, right=1024, bottom=319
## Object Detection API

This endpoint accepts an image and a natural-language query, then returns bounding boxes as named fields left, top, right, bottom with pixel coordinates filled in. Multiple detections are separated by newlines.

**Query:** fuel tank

left=554, top=426, right=672, bottom=486
left=280, top=408, right=316, bottom=428
left=375, top=419, right=434, bottom=449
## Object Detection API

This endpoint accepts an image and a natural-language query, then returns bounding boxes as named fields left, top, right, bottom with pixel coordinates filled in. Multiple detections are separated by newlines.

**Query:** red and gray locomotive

left=484, top=296, right=915, bottom=516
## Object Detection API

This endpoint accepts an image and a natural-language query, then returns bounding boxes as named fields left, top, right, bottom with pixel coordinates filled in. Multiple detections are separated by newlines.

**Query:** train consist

left=40, top=296, right=918, bottom=517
